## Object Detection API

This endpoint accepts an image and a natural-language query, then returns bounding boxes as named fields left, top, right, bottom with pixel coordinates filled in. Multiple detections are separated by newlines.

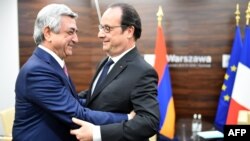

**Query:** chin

left=66, top=52, right=73, bottom=56
left=103, top=46, right=110, bottom=51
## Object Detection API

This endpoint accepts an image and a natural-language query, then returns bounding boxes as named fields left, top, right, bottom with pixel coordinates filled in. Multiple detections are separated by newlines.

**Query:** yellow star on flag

left=224, top=74, right=229, bottom=80
left=231, top=65, right=237, bottom=72
left=222, top=84, right=227, bottom=91
left=224, top=94, right=230, bottom=101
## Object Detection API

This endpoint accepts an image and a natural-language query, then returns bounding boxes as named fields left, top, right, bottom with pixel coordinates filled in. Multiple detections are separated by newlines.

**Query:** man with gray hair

left=13, top=3, right=130, bottom=141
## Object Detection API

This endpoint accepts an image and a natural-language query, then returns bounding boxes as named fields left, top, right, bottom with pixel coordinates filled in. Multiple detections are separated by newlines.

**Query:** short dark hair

left=109, top=3, right=142, bottom=40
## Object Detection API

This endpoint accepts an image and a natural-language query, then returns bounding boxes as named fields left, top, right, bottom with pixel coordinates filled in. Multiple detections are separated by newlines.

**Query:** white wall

left=0, top=0, right=19, bottom=135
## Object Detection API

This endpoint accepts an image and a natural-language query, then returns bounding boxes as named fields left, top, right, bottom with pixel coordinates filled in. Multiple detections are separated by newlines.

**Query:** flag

left=226, top=25, right=250, bottom=124
left=154, top=24, right=175, bottom=139
left=214, top=26, right=243, bottom=131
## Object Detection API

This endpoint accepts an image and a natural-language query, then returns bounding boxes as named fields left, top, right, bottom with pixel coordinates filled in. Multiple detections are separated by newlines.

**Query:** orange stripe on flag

left=159, top=98, right=175, bottom=139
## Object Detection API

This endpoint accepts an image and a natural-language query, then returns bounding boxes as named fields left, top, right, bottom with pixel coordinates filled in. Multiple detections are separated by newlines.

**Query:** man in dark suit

left=70, top=3, right=160, bottom=141
left=13, top=4, right=130, bottom=141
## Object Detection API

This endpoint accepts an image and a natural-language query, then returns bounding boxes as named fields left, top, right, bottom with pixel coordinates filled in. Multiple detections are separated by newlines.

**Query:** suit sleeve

left=100, top=68, right=160, bottom=141
left=26, top=67, right=127, bottom=127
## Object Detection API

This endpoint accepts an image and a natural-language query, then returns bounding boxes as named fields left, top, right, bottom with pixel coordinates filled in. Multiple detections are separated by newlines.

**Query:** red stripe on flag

left=154, top=26, right=167, bottom=81
left=226, top=98, right=248, bottom=124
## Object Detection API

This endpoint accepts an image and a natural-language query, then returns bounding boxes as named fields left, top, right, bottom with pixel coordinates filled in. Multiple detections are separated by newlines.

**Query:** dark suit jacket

left=13, top=47, right=127, bottom=141
left=85, top=47, right=160, bottom=141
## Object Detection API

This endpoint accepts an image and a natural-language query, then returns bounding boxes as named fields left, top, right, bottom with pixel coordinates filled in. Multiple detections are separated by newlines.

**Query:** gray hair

left=33, top=4, right=78, bottom=45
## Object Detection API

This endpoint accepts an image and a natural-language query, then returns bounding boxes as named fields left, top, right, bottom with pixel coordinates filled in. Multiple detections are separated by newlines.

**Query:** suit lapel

left=87, top=47, right=139, bottom=105
left=34, top=47, right=77, bottom=96
left=86, top=58, right=108, bottom=103
left=90, top=60, right=128, bottom=99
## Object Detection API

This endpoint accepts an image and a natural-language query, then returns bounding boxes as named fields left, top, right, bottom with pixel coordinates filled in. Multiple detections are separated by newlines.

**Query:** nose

left=72, top=33, right=79, bottom=43
left=98, top=30, right=105, bottom=39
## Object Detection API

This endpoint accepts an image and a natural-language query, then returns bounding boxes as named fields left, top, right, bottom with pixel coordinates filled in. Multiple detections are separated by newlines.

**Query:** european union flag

left=214, top=26, right=243, bottom=131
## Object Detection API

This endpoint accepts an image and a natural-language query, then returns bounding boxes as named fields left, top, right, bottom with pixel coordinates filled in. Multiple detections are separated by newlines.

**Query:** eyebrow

left=101, top=24, right=112, bottom=27
left=69, top=27, right=78, bottom=33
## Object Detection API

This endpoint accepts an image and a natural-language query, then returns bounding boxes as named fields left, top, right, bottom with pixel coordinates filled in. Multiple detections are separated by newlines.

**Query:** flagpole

left=157, top=6, right=163, bottom=27
left=246, top=2, right=250, bottom=25
left=235, top=4, right=240, bottom=26
left=94, top=0, right=101, bottom=24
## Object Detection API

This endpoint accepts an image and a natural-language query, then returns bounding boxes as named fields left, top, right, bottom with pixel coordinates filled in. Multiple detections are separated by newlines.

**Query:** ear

left=43, top=26, right=52, bottom=42
left=126, top=26, right=135, bottom=39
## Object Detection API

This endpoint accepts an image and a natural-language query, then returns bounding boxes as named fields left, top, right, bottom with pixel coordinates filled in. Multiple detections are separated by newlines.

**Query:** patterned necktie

left=95, top=59, right=114, bottom=89
left=63, top=64, right=68, bottom=77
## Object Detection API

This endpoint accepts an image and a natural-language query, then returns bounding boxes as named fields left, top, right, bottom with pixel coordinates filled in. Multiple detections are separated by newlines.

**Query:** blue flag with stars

left=214, top=26, right=243, bottom=132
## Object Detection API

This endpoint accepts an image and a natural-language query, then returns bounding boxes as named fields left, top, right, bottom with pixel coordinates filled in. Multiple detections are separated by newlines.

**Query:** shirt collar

left=109, top=45, right=135, bottom=63
left=38, top=45, right=65, bottom=68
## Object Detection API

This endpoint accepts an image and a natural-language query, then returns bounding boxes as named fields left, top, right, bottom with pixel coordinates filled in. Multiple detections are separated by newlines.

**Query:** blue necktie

left=95, top=59, right=114, bottom=89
